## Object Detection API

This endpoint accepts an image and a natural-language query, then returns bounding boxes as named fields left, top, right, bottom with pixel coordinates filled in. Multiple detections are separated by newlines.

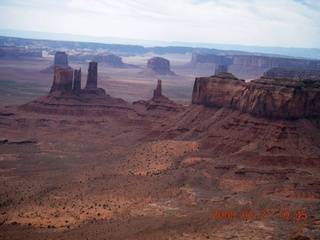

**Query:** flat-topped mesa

left=192, top=54, right=233, bottom=65
left=41, top=51, right=72, bottom=73
left=92, top=54, right=124, bottom=67
left=73, top=68, right=81, bottom=91
left=54, top=51, right=69, bottom=67
left=192, top=74, right=320, bottom=119
left=85, top=62, right=98, bottom=89
left=139, top=57, right=176, bottom=76
left=215, top=65, right=229, bottom=75
left=265, top=68, right=320, bottom=80
left=50, top=66, right=73, bottom=93
left=153, top=80, right=162, bottom=99
left=147, top=57, right=170, bottom=70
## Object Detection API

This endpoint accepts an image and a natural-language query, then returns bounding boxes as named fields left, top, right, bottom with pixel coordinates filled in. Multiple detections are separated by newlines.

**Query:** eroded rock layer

left=192, top=73, right=320, bottom=119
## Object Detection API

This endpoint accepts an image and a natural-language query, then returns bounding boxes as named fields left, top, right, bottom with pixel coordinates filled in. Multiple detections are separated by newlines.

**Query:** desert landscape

left=0, top=36, right=320, bottom=240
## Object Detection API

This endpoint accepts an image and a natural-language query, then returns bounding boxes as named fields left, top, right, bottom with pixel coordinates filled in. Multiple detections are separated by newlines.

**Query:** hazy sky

left=0, top=0, right=319, bottom=48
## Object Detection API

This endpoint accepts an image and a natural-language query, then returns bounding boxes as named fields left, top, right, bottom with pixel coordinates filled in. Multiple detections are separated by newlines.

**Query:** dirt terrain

left=0, top=57, right=319, bottom=239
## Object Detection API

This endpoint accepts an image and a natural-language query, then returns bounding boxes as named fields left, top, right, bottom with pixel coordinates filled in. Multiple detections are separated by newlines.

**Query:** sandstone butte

left=91, top=53, right=138, bottom=68
left=19, top=62, right=129, bottom=116
left=41, top=51, right=72, bottom=73
left=139, top=57, right=176, bottom=76
left=192, top=72, right=320, bottom=119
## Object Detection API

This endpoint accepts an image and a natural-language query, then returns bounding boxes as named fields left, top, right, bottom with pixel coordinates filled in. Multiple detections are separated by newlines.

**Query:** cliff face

left=192, top=74, right=320, bottom=119
left=191, top=53, right=320, bottom=70
left=232, top=56, right=320, bottom=69
left=192, top=73, right=244, bottom=109
left=192, top=54, right=232, bottom=65
left=265, top=68, right=320, bottom=79
left=189, top=53, right=320, bottom=79
left=50, top=67, right=73, bottom=93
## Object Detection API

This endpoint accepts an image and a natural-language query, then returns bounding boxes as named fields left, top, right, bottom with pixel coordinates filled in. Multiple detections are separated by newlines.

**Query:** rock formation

left=232, top=55, right=320, bottom=69
left=153, top=80, right=162, bottom=99
left=188, top=53, right=320, bottom=79
left=265, top=68, right=320, bottom=79
left=85, top=62, right=98, bottom=89
left=192, top=74, right=320, bottom=119
left=191, top=53, right=320, bottom=70
left=133, top=80, right=181, bottom=114
left=191, top=54, right=232, bottom=65
left=91, top=54, right=139, bottom=68
left=50, top=67, right=73, bottom=93
left=139, top=57, right=176, bottom=76
left=214, top=65, right=228, bottom=75
left=41, top=52, right=72, bottom=73
left=54, top=52, right=69, bottom=67
left=73, top=69, right=81, bottom=91
left=20, top=62, right=129, bottom=116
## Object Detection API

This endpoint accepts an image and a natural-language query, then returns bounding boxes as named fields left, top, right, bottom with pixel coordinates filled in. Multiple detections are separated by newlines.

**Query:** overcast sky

left=0, top=0, right=319, bottom=48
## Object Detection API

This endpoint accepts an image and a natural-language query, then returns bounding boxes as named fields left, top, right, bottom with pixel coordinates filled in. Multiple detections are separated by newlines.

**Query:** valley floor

left=0, top=104, right=319, bottom=240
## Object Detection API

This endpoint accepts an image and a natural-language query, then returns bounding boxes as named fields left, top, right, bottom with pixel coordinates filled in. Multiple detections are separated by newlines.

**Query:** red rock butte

left=192, top=73, right=320, bottom=119
left=139, top=57, right=176, bottom=76
left=19, top=62, right=130, bottom=116
left=41, top=51, right=72, bottom=73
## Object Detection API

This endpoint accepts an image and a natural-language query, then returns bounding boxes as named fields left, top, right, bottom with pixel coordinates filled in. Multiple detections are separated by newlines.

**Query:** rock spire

left=85, top=62, right=98, bottom=89
left=153, top=79, right=162, bottom=99
left=73, top=68, right=81, bottom=91
left=50, top=66, right=73, bottom=93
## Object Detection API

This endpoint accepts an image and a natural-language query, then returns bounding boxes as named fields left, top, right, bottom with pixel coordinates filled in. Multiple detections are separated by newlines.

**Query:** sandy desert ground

left=0, top=56, right=319, bottom=239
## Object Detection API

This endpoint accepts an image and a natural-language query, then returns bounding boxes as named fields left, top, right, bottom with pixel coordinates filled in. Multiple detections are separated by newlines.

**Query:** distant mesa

left=190, top=53, right=320, bottom=70
left=41, top=51, right=72, bottom=73
left=264, top=68, right=320, bottom=80
left=20, top=62, right=129, bottom=116
left=92, top=53, right=139, bottom=68
left=192, top=54, right=233, bottom=65
left=192, top=73, right=320, bottom=119
left=0, top=46, right=42, bottom=59
left=139, top=57, right=176, bottom=76
left=214, top=64, right=229, bottom=75
left=186, top=53, right=320, bottom=79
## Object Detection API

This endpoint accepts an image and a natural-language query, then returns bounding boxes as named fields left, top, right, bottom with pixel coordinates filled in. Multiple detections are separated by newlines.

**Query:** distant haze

left=0, top=0, right=319, bottom=49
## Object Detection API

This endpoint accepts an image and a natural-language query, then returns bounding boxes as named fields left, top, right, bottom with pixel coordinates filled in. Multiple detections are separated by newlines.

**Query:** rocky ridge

left=265, top=68, right=320, bottom=79
left=188, top=53, right=320, bottom=79
left=191, top=53, right=320, bottom=70
left=192, top=73, right=320, bottom=119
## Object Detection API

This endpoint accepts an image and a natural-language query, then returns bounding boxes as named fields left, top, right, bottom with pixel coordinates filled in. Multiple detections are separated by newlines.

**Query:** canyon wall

left=191, top=53, right=320, bottom=70
left=192, top=74, right=320, bottom=119
left=265, top=68, right=320, bottom=79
